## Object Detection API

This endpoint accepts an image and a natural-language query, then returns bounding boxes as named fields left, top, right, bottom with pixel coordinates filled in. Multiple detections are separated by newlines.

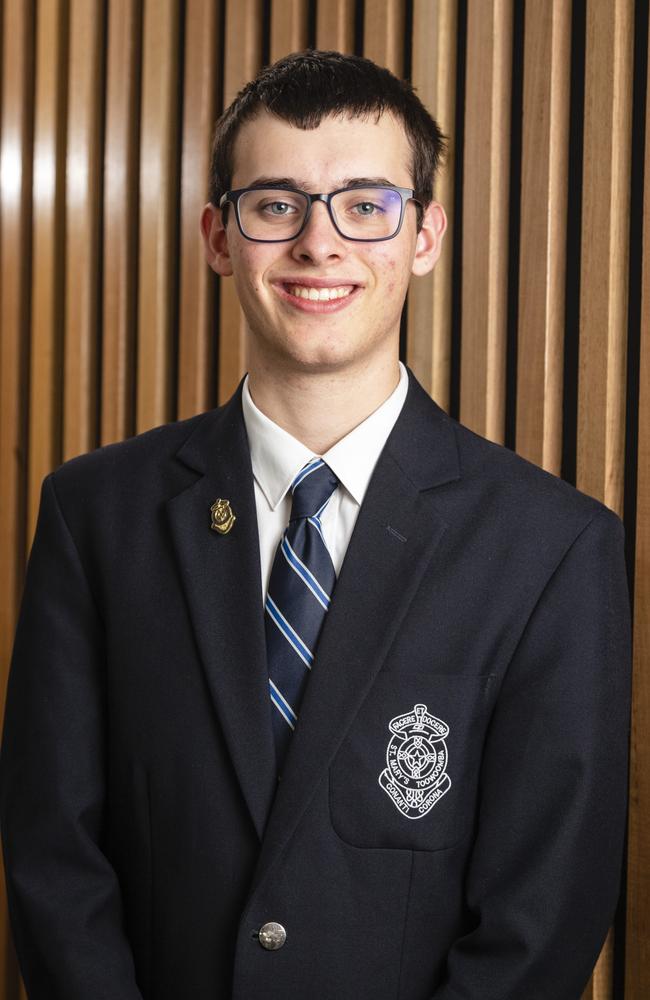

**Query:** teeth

left=288, top=285, right=354, bottom=301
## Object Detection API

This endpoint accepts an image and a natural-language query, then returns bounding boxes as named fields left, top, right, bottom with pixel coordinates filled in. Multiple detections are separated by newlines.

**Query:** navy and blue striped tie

left=265, top=458, right=339, bottom=769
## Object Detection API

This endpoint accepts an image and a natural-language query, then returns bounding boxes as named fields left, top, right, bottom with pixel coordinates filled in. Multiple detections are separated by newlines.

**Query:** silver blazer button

left=258, top=921, right=287, bottom=950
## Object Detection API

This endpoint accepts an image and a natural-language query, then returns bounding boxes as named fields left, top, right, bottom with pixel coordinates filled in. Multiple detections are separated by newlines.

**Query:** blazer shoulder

left=445, top=411, right=623, bottom=538
left=46, top=408, right=221, bottom=506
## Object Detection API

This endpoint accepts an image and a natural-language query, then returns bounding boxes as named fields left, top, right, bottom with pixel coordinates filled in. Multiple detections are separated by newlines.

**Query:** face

left=201, top=110, right=446, bottom=379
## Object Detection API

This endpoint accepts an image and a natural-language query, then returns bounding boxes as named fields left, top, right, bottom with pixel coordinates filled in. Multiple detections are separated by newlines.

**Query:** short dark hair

left=208, top=50, right=446, bottom=222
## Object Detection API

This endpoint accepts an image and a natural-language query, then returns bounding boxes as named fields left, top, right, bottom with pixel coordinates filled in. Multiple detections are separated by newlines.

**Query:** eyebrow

left=244, top=176, right=398, bottom=190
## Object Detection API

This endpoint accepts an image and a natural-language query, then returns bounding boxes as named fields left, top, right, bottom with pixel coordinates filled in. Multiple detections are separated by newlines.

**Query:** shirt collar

left=241, top=362, right=409, bottom=509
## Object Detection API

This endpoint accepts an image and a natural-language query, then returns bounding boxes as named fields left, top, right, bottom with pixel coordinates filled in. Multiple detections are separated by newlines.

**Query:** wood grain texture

left=218, top=0, right=263, bottom=403
left=178, top=0, right=220, bottom=419
left=316, top=0, right=354, bottom=52
left=625, top=8, right=650, bottom=995
left=101, top=0, right=142, bottom=444
left=406, top=0, right=457, bottom=410
left=460, top=0, right=512, bottom=443
left=577, top=0, right=633, bottom=518
left=222, top=0, right=263, bottom=110
left=27, top=0, right=68, bottom=542
left=0, top=0, right=34, bottom=684
left=63, top=0, right=104, bottom=460
left=137, top=0, right=180, bottom=432
left=270, top=0, right=308, bottom=61
left=0, top=8, right=35, bottom=996
left=363, top=0, right=405, bottom=74
left=515, top=0, right=571, bottom=475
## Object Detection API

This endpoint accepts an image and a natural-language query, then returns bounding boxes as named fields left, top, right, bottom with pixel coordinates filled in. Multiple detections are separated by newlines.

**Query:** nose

left=290, top=200, right=348, bottom=265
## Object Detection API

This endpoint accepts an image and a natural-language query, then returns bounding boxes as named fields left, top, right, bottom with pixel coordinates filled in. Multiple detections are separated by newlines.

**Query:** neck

left=246, top=358, right=402, bottom=454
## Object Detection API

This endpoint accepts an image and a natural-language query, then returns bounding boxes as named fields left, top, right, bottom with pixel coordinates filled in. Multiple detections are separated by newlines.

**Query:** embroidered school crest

left=378, top=703, right=451, bottom=820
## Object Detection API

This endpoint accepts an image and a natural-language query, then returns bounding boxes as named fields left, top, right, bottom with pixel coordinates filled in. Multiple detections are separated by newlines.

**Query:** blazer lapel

left=249, top=372, right=461, bottom=892
left=165, top=385, right=277, bottom=840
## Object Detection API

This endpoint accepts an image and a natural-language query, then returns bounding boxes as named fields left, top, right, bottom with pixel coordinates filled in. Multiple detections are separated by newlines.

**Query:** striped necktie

left=265, top=458, right=339, bottom=770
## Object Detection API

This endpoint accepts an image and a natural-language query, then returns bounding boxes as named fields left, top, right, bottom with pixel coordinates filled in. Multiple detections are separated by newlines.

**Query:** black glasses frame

left=218, top=184, right=422, bottom=243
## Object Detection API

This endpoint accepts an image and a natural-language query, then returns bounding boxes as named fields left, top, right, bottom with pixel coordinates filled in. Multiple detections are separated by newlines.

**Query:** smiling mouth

left=285, top=284, right=355, bottom=301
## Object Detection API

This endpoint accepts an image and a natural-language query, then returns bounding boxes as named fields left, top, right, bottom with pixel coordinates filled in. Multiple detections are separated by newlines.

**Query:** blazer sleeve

left=0, top=474, right=144, bottom=999
left=431, top=507, right=632, bottom=1000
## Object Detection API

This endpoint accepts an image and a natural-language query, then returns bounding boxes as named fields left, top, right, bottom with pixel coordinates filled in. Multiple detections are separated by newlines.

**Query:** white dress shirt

left=241, top=363, right=409, bottom=599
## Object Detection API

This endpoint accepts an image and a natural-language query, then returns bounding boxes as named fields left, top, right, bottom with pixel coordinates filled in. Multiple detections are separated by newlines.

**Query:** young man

left=0, top=51, right=631, bottom=1000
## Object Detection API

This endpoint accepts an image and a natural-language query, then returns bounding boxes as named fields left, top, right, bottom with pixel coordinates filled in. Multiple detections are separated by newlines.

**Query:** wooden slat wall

left=0, top=7, right=34, bottom=996
left=64, top=0, right=104, bottom=461
left=316, top=0, right=354, bottom=51
left=101, top=0, right=141, bottom=444
left=217, top=0, right=262, bottom=402
left=0, top=2, right=648, bottom=998
left=516, top=0, right=571, bottom=474
left=178, top=0, right=220, bottom=418
left=460, top=0, right=512, bottom=443
left=407, top=0, right=457, bottom=411
left=26, top=0, right=67, bottom=541
left=137, top=0, right=180, bottom=432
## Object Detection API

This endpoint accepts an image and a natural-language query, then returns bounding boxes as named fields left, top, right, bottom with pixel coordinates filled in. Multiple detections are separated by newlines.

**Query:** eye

left=352, top=201, right=380, bottom=216
left=261, top=200, right=298, bottom=216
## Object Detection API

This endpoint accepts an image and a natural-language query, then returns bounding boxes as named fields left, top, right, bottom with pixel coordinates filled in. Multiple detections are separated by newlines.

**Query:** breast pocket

left=329, top=672, right=495, bottom=852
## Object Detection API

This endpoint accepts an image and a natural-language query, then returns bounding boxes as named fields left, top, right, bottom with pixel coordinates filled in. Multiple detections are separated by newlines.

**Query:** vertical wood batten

left=102, top=0, right=141, bottom=445
left=27, top=0, right=68, bottom=541
left=137, top=0, right=180, bottom=432
left=461, top=0, right=512, bottom=443
left=316, top=0, right=354, bottom=52
left=515, top=0, right=571, bottom=474
left=577, top=0, right=632, bottom=518
left=625, top=10, right=650, bottom=995
left=406, top=0, right=457, bottom=410
left=270, top=0, right=308, bottom=61
left=362, top=0, right=405, bottom=74
left=178, top=0, right=220, bottom=419
left=0, top=7, right=34, bottom=995
left=63, top=0, right=104, bottom=460
left=0, top=0, right=33, bottom=682
left=218, top=0, right=263, bottom=403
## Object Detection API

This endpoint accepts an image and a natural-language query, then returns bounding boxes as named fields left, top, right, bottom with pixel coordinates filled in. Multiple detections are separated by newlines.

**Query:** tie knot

left=289, top=460, right=339, bottom=521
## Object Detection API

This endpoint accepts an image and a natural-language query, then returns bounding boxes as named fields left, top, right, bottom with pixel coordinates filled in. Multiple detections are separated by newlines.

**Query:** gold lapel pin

left=210, top=498, right=236, bottom=535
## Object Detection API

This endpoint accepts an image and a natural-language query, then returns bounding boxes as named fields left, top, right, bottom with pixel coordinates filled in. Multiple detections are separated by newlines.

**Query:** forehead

left=230, top=110, right=414, bottom=190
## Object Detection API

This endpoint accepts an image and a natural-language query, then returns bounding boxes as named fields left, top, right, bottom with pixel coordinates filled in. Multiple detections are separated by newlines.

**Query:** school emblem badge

left=210, top=498, right=236, bottom=535
left=378, top=703, right=451, bottom=820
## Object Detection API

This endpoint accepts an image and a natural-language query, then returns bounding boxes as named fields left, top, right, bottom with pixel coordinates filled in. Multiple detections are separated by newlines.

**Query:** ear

left=410, top=201, right=447, bottom=277
left=200, top=202, right=233, bottom=277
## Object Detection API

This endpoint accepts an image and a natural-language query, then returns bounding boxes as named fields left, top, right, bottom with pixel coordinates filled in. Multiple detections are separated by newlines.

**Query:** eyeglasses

left=218, top=184, right=421, bottom=243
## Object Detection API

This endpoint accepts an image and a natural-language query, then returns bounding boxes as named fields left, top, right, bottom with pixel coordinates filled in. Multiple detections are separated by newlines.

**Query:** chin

left=265, top=332, right=359, bottom=373
left=285, top=352, right=354, bottom=375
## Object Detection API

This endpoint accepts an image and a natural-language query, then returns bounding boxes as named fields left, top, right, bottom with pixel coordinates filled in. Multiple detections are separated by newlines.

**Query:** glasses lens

left=238, top=189, right=308, bottom=240
left=330, top=187, right=403, bottom=239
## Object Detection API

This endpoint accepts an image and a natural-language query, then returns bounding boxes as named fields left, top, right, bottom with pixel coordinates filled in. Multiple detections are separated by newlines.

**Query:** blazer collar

left=166, top=384, right=278, bottom=841
left=174, top=366, right=459, bottom=488
left=385, top=367, right=460, bottom=491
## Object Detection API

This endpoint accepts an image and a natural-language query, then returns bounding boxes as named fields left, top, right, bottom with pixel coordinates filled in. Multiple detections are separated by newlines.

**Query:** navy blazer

left=0, top=370, right=631, bottom=999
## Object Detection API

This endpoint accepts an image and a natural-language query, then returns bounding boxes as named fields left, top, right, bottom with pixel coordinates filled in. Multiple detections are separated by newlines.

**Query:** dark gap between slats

left=128, top=0, right=145, bottom=439
left=170, top=3, right=187, bottom=424
left=560, top=0, right=586, bottom=489
left=449, top=0, right=467, bottom=423
left=94, top=0, right=109, bottom=450
left=505, top=0, right=524, bottom=454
